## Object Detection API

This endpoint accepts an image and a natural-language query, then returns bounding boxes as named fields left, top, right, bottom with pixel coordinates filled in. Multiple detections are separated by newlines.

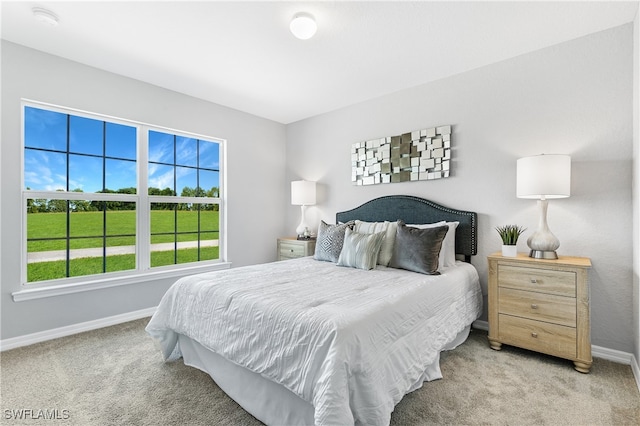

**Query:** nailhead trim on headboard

left=336, top=195, right=477, bottom=261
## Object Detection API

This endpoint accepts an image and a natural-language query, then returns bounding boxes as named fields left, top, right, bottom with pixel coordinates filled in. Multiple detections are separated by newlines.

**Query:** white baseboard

left=472, top=319, right=640, bottom=392
left=592, top=345, right=640, bottom=393
left=632, top=354, right=640, bottom=393
left=0, top=306, right=156, bottom=352
left=472, top=319, right=488, bottom=331
left=591, top=344, right=635, bottom=365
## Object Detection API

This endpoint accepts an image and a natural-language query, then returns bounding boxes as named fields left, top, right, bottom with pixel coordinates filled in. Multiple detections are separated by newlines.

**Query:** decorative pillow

left=389, top=222, right=449, bottom=275
left=314, top=220, right=354, bottom=263
left=354, top=220, right=398, bottom=266
left=408, top=221, right=459, bottom=269
left=337, top=229, right=385, bottom=270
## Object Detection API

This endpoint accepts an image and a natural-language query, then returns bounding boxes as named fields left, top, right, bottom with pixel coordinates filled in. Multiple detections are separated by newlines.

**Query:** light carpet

left=1, top=318, right=638, bottom=425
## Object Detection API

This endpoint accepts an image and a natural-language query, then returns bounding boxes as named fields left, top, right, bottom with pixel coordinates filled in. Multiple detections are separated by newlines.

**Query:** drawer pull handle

left=530, top=278, right=538, bottom=283
left=531, top=304, right=538, bottom=309
left=531, top=332, right=538, bottom=338
left=290, top=249, right=294, bottom=252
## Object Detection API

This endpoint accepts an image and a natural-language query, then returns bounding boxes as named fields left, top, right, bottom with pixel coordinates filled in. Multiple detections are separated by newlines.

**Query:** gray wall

left=0, top=41, right=287, bottom=340
left=286, top=24, right=635, bottom=352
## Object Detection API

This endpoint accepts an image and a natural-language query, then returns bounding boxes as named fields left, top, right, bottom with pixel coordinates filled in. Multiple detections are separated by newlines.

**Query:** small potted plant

left=495, top=225, right=526, bottom=257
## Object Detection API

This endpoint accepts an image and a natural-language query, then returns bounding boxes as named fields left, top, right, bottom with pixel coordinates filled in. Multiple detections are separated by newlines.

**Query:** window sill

left=12, top=262, right=232, bottom=302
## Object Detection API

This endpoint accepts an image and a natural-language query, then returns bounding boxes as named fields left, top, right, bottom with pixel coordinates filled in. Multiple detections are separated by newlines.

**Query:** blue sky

left=24, top=107, right=219, bottom=194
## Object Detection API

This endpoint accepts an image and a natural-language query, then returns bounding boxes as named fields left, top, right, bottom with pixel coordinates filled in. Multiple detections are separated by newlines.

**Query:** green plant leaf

left=495, top=224, right=526, bottom=245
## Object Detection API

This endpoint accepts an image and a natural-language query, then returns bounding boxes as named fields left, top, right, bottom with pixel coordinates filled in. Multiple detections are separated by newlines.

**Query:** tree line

left=27, top=187, right=220, bottom=213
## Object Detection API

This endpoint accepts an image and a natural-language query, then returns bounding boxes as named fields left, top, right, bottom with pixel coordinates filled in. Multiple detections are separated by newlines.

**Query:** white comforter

left=146, top=257, right=482, bottom=425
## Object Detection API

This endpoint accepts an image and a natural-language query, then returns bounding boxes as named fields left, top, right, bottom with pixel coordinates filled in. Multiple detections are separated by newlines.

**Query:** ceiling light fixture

left=290, top=13, right=317, bottom=40
left=32, top=7, right=59, bottom=27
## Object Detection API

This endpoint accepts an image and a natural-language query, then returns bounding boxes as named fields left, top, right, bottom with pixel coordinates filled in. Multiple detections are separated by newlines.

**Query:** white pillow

left=337, top=229, right=385, bottom=270
left=354, top=220, right=398, bottom=266
left=407, top=221, right=459, bottom=269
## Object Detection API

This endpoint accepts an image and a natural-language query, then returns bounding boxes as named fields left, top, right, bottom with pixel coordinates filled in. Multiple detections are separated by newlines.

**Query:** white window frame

left=14, top=100, right=229, bottom=301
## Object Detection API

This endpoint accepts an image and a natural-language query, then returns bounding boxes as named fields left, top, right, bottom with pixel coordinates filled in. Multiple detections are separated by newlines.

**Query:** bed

left=146, top=195, right=482, bottom=425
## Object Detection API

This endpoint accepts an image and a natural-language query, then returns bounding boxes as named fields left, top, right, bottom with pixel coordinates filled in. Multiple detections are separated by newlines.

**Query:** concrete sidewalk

left=27, top=240, right=219, bottom=263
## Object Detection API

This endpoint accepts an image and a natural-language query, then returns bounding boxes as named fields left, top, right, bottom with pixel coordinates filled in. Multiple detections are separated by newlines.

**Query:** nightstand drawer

left=279, top=242, right=306, bottom=258
left=498, top=264, right=576, bottom=297
left=499, top=287, right=576, bottom=327
left=277, top=238, right=316, bottom=261
left=498, top=314, right=577, bottom=360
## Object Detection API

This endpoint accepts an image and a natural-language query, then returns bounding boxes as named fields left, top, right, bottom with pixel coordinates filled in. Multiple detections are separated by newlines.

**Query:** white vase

left=502, top=245, right=517, bottom=257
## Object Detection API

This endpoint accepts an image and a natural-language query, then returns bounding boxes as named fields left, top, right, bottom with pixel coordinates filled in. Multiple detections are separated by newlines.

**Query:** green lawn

left=26, top=209, right=220, bottom=282
left=27, top=246, right=219, bottom=282
left=27, top=210, right=219, bottom=251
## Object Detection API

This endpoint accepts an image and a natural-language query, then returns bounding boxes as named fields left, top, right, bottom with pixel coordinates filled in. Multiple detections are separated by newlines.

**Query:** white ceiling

left=2, top=1, right=638, bottom=124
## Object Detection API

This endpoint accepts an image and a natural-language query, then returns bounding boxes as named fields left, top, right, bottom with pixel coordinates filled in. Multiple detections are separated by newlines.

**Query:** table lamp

left=516, top=154, right=571, bottom=259
left=291, top=180, right=316, bottom=238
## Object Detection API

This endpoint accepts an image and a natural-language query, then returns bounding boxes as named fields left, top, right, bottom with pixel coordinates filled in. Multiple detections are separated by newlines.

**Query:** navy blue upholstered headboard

left=336, top=195, right=477, bottom=261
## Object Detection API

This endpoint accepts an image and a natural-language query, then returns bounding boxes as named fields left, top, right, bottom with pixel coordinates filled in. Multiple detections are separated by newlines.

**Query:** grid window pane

left=25, top=107, right=139, bottom=197
left=149, top=202, right=219, bottom=267
left=199, top=207, right=218, bottom=233
left=199, top=140, right=219, bottom=169
left=69, top=257, right=104, bottom=278
left=106, top=159, right=136, bottom=194
left=176, top=167, right=197, bottom=196
left=151, top=250, right=175, bottom=268
left=177, top=210, right=198, bottom=233
left=199, top=244, right=218, bottom=261
left=69, top=154, right=103, bottom=192
left=200, top=206, right=219, bottom=262
left=148, top=164, right=175, bottom=195
left=69, top=237, right=102, bottom=251
left=148, top=131, right=219, bottom=199
left=27, top=205, right=66, bottom=251
left=106, top=206, right=136, bottom=245
left=150, top=204, right=176, bottom=237
left=24, top=106, right=67, bottom=151
left=149, top=130, right=174, bottom=164
left=69, top=209, right=103, bottom=239
left=150, top=203, right=177, bottom=269
left=106, top=122, right=136, bottom=160
left=28, top=260, right=66, bottom=282
left=177, top=234, right=199, bottom=264
left=69, top=115, right=103, bottom=156
left=105, top=237, right=136, bottom=273
left=176, top=137, right=198, bottom=167
left=26, top=200, right=137, bottom=282
left=199, top=170, right=219, bottom=197
left=24, top=150, right=67, bottom=191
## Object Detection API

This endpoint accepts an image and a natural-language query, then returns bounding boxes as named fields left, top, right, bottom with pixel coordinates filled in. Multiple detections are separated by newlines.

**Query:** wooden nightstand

left=487, top=252, right=592, bottom=373
left=277, top=237, right=316, bottom=261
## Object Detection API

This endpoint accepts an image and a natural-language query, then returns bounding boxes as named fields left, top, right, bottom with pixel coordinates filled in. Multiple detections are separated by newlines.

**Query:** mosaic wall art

left=351, top=125, right=452, bottom=185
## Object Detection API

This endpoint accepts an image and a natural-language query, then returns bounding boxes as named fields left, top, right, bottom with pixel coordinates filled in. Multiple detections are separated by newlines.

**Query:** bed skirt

left=178, top=325, right=472, bottom=425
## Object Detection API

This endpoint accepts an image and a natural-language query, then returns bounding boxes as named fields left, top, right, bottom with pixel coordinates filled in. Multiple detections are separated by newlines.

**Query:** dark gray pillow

left=314, top=220, right=354, bottom=263
left=389, top=221, right=449, bottom=275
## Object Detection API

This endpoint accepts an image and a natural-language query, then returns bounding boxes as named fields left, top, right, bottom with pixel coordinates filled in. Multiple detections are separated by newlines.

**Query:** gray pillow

left=389, top=221, right=449, bottom=275
left=337, top=229, right=385, bottom=270
left=314, top=220, right=354, bottom=263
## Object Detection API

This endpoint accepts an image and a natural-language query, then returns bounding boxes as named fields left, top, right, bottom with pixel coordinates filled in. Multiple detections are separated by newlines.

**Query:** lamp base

left=296, top=205, right=309, bottom=238
left=529, top=249, right=558, bottom=260
left=527, top=199, right=560, bottom=260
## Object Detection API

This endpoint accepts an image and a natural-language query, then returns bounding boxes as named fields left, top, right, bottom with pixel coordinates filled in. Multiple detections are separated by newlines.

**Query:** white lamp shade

left=517, top=155, right=571, bottom=199
left=291, top=180, right=316, bottom=205
left=290, top=13, right=317, bottom=40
